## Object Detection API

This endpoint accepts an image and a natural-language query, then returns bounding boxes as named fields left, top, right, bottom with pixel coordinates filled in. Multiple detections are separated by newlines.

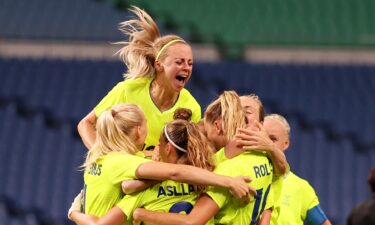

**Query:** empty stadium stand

left=0, top=58, right=374, bottom=225
left=125, top=0, right=375, bottom=58
left=192, top=62, right=375, bottom=148
left=1, top=1, right=375, bottom=225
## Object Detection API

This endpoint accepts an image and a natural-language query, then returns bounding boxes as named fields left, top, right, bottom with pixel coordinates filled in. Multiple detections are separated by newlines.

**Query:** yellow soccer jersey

left=264, top=181, right=275, bottom=210
left=268, top=174, right=283, bottom=225
left=214, top=147, right=227, bottom=164
left=117, top=180, right=197, bottom=224
left=206, top=152, right=274, bottom=225
left=83, top=152, right=151, bottom=217
left=272, top=171, right=320, bottom=225
left=94, top=78, right=202, bottom=151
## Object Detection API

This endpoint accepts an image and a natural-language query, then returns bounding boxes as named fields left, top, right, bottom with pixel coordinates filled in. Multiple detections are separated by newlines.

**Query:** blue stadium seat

left=0, top=202, right=8, bottom=224
left=0, top=0, right=173, bottom=41
left=0, top=103, right=85, bottom=224
left=1, top=58, right=375, bottom=225
left=192, top=62, right=375, bottom=148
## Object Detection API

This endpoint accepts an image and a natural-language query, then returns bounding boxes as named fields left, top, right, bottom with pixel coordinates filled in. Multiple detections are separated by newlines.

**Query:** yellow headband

left=155, top=39, right=185, bottom=61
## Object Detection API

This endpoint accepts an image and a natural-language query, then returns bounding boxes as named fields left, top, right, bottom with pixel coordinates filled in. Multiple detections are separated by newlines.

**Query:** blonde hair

left=82, top=103, right=145, bottom=169
left=265, top=114, right=291, bottom=137
left=204, top=91, right=247, bottom=143
left=116, top=6, right=187, bottom=80
left=164, top=109, right=216, bottom=192
left=241, top=94, right=265, bottom=122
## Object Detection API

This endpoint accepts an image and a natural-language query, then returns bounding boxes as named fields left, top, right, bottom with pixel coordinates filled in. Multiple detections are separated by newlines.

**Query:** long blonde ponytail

left=116, top=6, right=160, bottom=79
left=116, top=6, right=188, bottom=80
left=82, top=103, right=145, bottom=169
left=205, top=91, right=247, bottom=143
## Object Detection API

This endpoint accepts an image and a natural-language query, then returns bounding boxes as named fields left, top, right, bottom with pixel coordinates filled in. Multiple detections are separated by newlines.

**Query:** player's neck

left=150, top=79, right=179, bottom=111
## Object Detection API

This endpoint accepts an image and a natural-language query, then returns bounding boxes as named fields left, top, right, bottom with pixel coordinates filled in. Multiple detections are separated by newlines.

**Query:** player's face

left=157, top=43, right=193, bottom=92
left=263, top=118, right=289, bottom=152
left=203, top=119, right=225, bottom=151
left=240, top=96, right=260, bottom=126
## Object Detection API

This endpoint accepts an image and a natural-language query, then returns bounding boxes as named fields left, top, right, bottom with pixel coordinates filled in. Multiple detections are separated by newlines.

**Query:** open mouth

left=176, top=74, right=187, bottom=82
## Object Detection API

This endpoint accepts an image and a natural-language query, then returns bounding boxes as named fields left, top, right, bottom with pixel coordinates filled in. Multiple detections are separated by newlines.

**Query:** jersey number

left=169, top=201, right=194, bottom=214
left=251, top=184, right=271, bottom=224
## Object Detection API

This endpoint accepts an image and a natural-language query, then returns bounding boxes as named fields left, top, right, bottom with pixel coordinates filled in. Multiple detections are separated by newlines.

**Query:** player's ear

left=214, top=119, right=223, bottom=135
left=166, top=142, right=174, bottom=155
left=283, top=139, right=290, bottom=150
left=154, top=60, right=163, bottom=73
left=135, top=125, right=142, bottom=140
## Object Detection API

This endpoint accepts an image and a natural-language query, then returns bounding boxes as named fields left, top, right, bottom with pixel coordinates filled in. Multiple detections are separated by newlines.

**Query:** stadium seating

left=2, top=0, right=373, bottom=58
left=121, top=0, right=375, bottom=58
left=192, top=62, right=375, bottom=148
left=0, top=58, right=124, bottom=123
left=0, top=58, right=374, bottom=225
left=0, top=200, right=43, bottom=225
left=0, top=103, right=84, bottom=224
left=1, top=0, right=375, bottom=224
left=286, top=121, right=375, bottom=223
left=0, top=57, right=374, bottom=147
left=0, top=0, right=173, bottom=42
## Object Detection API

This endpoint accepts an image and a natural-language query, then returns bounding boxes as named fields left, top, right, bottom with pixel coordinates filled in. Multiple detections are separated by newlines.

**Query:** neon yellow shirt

left=206, top=152, right=274, bottom=225
left=94, top=78, right=202, bottom=151
left=259, top=163, right=291, bottom=223
left=117, top=180, right=197, bottom=224
left=83, top=152, right=150, bottom=217
left=268, top=174, right=283, bottom=224
left=214, top=147, right=227, bottom=164
left=271, top=171, right=320, bottom=225
left=264, top=180, right=275, bottom=210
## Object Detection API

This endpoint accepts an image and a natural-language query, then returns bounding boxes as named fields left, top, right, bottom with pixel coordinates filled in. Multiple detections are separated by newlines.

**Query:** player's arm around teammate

left=217, top=94, right=288, bottom=175
left=133, top=91, right=274, bottom=225
left=69, top=109, right=254, bottom=225
left=121, top=109, right=198, bottom=194
left=79, top=103, right=253, bottom=221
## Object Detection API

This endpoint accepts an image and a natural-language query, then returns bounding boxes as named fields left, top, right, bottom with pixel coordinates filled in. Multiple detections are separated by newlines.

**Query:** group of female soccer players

left=68, top=6, right=332, bottom=225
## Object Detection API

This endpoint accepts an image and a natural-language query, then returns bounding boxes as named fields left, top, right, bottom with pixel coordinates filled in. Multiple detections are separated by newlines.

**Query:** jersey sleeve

left=107, top=154, right=151, bottom=184
left=301, top=181, right=320, bottom=220
left=306, top=204, right=328, bottom=225
left=205, top=186, right=230, bottom=209
left=94, top=81, right=127, bottom=117
left=117, top=192, right=146, bottom=219
left=204, top=164, right=232, bottom=209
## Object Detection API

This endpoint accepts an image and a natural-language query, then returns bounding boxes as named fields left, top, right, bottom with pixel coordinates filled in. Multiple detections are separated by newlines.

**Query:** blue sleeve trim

left=306, top=204, right=328, bottom=225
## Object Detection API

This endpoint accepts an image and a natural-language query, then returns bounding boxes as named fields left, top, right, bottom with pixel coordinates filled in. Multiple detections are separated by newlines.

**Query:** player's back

left=206, top=151, right=273, bottom=225
left=83, top=152, right=150, bottom=217
left=118, top=180, right=198, bottom=224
